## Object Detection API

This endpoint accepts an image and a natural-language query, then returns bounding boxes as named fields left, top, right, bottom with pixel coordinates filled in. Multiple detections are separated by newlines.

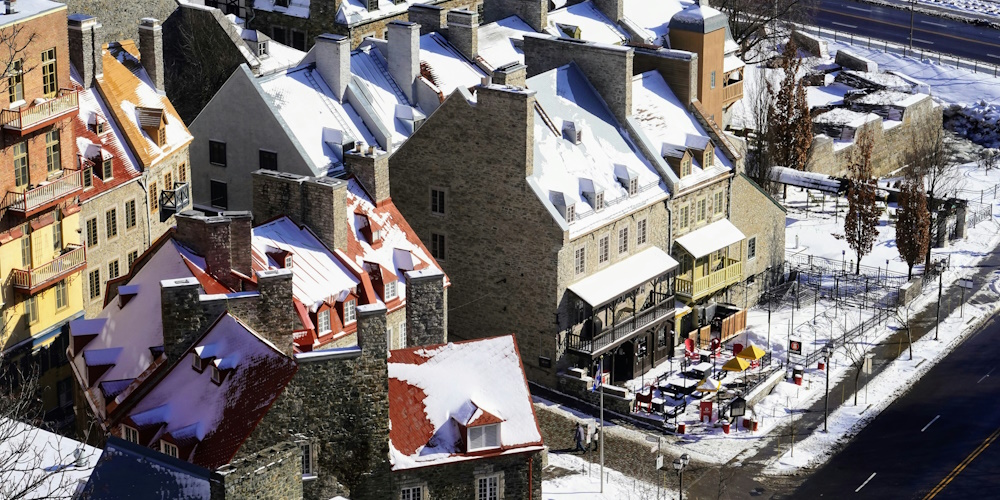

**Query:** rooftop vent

left=562, top=121, right=582, bottom=145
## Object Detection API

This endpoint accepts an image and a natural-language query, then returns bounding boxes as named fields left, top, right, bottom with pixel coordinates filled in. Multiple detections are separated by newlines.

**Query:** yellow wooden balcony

left=675, top=259, right=742, bottom=301
left=722, top=80, right=743, bottom=107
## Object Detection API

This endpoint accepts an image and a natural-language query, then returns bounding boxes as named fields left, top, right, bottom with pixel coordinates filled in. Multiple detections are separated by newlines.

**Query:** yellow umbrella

left=722, top=357, right=751, bottom=372
left=736, top=345, right=767, bottom=361
left=697, top=377, right=721, bottom=393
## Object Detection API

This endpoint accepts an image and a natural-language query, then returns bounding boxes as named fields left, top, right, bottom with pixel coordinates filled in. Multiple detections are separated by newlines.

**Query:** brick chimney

left=68, top=14, right=102, bottom=89
left=251, top=170, right=349, bottom=252
left=356, top=303, right=388, bottom=358
left=445, top=9, right=478, bottom=61
left=138, top=18, right=164, bottom=92
left=484, top=0, right=547, bottom=33
left=407, top=4, right=446, bottom=35
left=315, top=33, right=351, bottom=102
left=160, top=277, right=215, bottom=363
left=387, top=21, right=420, bottom=102
left=404, top=269, right=447, bottom=347
left=174, top=211, right=253, bottom=290
left=492, top=62, right=527, bottom=87
left=593, top=0, right=624, bottom=23
left=343, top=148, right=390, bottom=205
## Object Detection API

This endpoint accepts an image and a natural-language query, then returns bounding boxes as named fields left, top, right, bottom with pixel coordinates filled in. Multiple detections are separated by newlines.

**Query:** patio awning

left=568, top=247, right=678, bottom=307
left=674, top=219, right=746, bottom=259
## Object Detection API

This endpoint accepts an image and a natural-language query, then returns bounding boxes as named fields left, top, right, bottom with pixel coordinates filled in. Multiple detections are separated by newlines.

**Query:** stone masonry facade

left=727, top=174, right=786, bottom=309
left=217, top=441, right=304, bottom=499
left=62, top=0, right=179, bottom=47
left=392, top=452, right=543, bottom=500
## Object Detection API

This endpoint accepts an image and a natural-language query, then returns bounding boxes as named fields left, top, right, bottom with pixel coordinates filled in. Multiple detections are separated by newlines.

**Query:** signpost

left=959, top=278, right=973, bottom=318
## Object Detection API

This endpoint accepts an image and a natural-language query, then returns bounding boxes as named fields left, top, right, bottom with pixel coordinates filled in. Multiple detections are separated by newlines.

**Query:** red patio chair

left=733, top=343, right=744, bottom=356
left=635, top=389, right=654, bottom=413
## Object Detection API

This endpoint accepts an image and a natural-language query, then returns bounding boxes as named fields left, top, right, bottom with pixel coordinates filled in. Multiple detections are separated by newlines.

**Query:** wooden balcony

left=675, top=259, right=742, bottom=301
left=11, top=244, right=86, bottom=295
left=4, top=170, right=83, bottom=217
left=722, top=80, right=743, bottom=107
left=567, top=298, right=674, bottom=356
left=0, top=89, right=79, bottom=136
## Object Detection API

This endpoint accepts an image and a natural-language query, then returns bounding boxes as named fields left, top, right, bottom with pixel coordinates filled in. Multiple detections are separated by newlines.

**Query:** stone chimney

left=445, top=9, right=478, bottom=61
left=251, top=170, right=349, bottom=252
left=68, top=14, right=102, bottom=89
left=407, top=4, right=446, bottom=35
left=404, top=269, right=447, bottom=347
left=593, top=0, right=624, bottom=22
left=343, top=148, right=390, bottom=205
left=492, top=62, right=527, bottom=87
left=315, top=33, right=351, bottom=102
left=253, top=269, right=297, bottom=357
left=174, top=211, right=253, bottom=290
left=160, top=277, right=214, bottom=364
left=138, top=18, right=164, bottom=92
left=484, top=0, right=547, bottom=33
left=387, top=21, right=420, bottom=102
left=357, top=303, right=388, bottom=358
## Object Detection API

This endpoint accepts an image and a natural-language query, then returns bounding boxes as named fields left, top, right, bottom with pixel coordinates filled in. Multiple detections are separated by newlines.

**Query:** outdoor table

left=698, top=349, right=712, bottom=362
left=662, top=377, right=698, bottom=397
left=690, top=362, right=713, bottom=379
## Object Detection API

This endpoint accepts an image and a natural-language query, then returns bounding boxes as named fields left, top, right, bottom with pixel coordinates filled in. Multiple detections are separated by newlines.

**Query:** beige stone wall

left=670, top=176, right=730, bottom=239
left=728, top=174, right=787, bottom=308
left=146, top=145, right=192, bottom=240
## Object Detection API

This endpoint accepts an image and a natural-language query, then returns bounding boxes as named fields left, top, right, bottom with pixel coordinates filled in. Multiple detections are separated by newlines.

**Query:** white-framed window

left=123, top=424, right=139, bottom=443
left=748, top=236, right=757, bottom=261
left=318, top=309, right=331, bottom=333
left=299, top=441, right=316, bottom=477
left=565, top=204, right=575, bottom=223
left=385, top=280, right=397, bottom=301
left=284, top=254, right=293, bottom=268
left=629, top=177, right=639, bottom=196
left=468, top=423, right=500, bottom=451
left=637, top=219, right=647, bottom=246
left=344, top=299, right=356, bottom=324
left=618, top=226, right=629, bottom=254
left=595, top=192, right=604, bottom=211
left=399, top=322, right=406, bottom=347
left=160, top=440, right=178, bottom=458
left=430, top=188, right=446, bottom=215
left=476, top=473, right=502, bottom=500
left=400, top=485, right=423, bottom=500
left=211, top=365, right=222, bottom=384
left=192, top=353, right=204, bottom=372
left=574, top=246, right=585, bottom=275
left=598, top=235, right=609, bottom=264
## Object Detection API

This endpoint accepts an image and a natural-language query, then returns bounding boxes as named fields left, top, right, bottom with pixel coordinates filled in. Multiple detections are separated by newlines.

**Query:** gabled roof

left=97, top=42, right=193, bottom=167
left=350, top=45, right=417, bottom=147
left=0, top=418, right=99, bottom=499
left=477, top=15, right=537, bottom=69
left=418, top=32, right=488, bottom=96
left=622, top=0, right=687, bottom=44
left=388, top=335, right=543, bottom=470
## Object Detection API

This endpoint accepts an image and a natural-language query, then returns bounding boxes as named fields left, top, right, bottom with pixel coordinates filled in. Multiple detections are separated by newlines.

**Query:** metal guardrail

left=11, top=244, right=86, bottom=292
left=0, top=88, right=79, bottom=130
left=5, top=170, right=83, bottom=214
left=567, top=299, right=674, bottom=354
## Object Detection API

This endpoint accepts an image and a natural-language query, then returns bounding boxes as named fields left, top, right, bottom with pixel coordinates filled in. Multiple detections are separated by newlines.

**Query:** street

left=813, top=0, right=1000, bottom=64
left=793, top=312, right=1000, bottom=498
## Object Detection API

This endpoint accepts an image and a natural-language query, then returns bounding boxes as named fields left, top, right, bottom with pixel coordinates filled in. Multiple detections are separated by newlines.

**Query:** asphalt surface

left=813, top=0, right=1000, bottom=65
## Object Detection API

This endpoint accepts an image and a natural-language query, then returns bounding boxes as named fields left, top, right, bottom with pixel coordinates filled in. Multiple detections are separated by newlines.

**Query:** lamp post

left=823, top=344, right=832, bottom=432
left=673, top=453, right=691, bottom=500
left=936, top=260, right=943, bottom=341
left=909, top=0, right=916, bottom=50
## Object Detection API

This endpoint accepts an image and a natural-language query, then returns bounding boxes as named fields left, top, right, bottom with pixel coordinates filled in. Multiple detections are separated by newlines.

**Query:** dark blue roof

left=81, top=437, right=219, bottom=499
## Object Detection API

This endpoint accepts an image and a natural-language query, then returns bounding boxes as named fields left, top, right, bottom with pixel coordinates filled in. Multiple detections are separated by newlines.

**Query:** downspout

left=528, top=455, right=533, bottom=500
left=137, top=174, right=152, bottom=248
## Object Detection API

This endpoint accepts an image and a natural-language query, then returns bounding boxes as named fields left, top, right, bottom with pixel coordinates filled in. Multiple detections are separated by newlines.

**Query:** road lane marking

left=912, top=38, right=935, bottom=45
left=847, top=5, right=872, bottom=13
left=921, top=415, right=941, bottom=432
left=921, top=20, right=948, bottom=27
left=832, top=21, right=857, bottom=29
left=977, top=367, right=995, bottom=383
left=989, top=54, right=1000, bottom=59
left=817, top=7, right=1000, bottom=50
left=856, top=472, right=877, bottom=492
left=923, top=426, right=1000, bottom=499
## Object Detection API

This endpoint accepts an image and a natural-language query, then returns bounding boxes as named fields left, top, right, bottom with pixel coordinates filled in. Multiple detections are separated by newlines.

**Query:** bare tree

left=843, top=130, right=881, bottom=274
left=0, top=21, right=38, bottom=98
left=895, top=174, right=931, bottom=279
left=766, top=40, right=812, bottom=176
left=714, top=0, right=817, bottom=63
left=976, top=148, right=999, bottom=172
left=836, top=325, right=870, bottom=407
left=905, top=127, right=960, bottom=268
left=891, top=303, right=916, bottom=362
left=744, top=63, right=777, bottom=192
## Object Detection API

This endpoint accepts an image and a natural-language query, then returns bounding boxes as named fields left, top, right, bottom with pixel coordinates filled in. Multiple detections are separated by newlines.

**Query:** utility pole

left=909, top=0, right=916, bottom=50
left=936, top=263, right=942, bottom=341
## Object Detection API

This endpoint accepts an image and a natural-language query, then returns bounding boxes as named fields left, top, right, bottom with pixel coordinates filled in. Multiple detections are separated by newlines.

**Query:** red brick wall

left=0, top=6, right=71, bottom=109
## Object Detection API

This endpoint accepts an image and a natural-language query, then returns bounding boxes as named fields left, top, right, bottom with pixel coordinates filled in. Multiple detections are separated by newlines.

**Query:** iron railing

left=567, top=299, right=674, bottom=354
left=0, top=89, right=79, bottom=131
left=11, top=244, right=86, bottom=293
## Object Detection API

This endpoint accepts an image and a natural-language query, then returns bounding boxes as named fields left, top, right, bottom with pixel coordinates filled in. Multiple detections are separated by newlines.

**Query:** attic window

left=595, top=192, right=604, bottom=211
left=211, top=365, right=222, bottom=385
left=385, top=280, right=397, bottom=301
left=122, top=424, right=139, bottom=443
left=284, top=254, right=293, bottom=268
left=258, top=41, right=268, bottom=56
left=160, top=440, right=178, bottom=458
left=192, top=353, right=205, bottom=372
left=681, top=158, right=691, bottom=177
left=562, top=121, right=582, bottom=145
left=344, top=299, right=356, bottom=324
left=366, top=0, right=377, bottom=12
left=565, top=205, right=575, bottom=223
left=629, top=178, right=639, bottom=196
left=318, top=309, right=331, bottom=334
left=157, top=128, right=166, bottom=147
left=468, top=423, right=500, bottom=451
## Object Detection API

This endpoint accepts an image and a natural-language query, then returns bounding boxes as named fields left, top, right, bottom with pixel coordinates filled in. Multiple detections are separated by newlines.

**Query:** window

left=299, top=441, right=315, bottom=476
left=748, top=237, right=757, bottom=260
left=20, top=237, right=30, bottom=267
left=565, top=205, right=575, bottom=223
left=160, top=441, right=178, bottom=458
left=681, top=159, right=691, bottom=177
left=192, top=353, right=204, bottom=372
left=476, top=474, right=501, bottom=500
left=595, top=192, right=604, bottom=211
left=318, top=309, right=331, bottom=333
left=55, top=280, right=68, bottom=310
left=208, top=140, right=227, bottom=166
left=430, top=188, right=446, bottom=215
left=385, top=280, right=397, bottom=300
left=149, top=180, right=159, bottom=212
left=26, top=296, right=38, bottom=324
left=679, top=205, right=689, bottom=229
left=477, top=2, right=485, bottom=18
left=41, top=48, right=57, bottom=97
left=618, top=226, right=629, bottom=254
left=637, top=219, right=647, bottom=246
left=714, top=191, right=724, bottom=215
left=629, top=177, right=639, bottom=196
left=574, top=246, right=585, bottom=275
left=45, top=130, right=60, bottom=173
left=710, top=70, right=716, bottom=89
left=272, top=26, right=287, bottom=45
left=125, top=199, right=137, bottom=229
left=53, top=218, right=61, bottom=250
left=86, top=218, right=98, bottom=248
left=468, top=424, right=500, bottom=450
left=598, top=235, right=609, bottom=264
left=344, top=299, right=356, bottom=324
left=108, top=260, right=120, bottom=280
left=164, top=172, right=172, bottom=191
left=13, top=142, right=28, bottom=187
left=103, top=158, right=113, bottom=179
left=259, top=150, right=278, bottom=170
left=83, top=168, right=93, bottom=188
left=399, top=322, right=406, bottom=347
left=211, top=365, right=222, bottom=384
left=291, top=30, right=306, bottom=51
left=122, top=425, right=139, bottom=444
left=386, top=324, right=393, bottom=351
left=8, top=59, right=22, bottom=102
left=431, top=233, right=446, bottom=260
left=156, top=127, right=166, bottom=147
left=128, top=250, right=139, bottom=269
left=258, top=42, right=268, bottom=56
left=210, top=180, right=228, bottom=209
left=89, top=269, right=101, bottom=300
left=400, top=486, right=423, bottom=500
left=106, top=209, right=118, bottom=239
left=697, top=199, right=706, bottom=222
left=178, top=163, right=187, bottom=183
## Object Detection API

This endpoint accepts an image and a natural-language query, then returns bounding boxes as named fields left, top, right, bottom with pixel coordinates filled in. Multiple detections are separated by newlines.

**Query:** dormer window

left=385, top=280, right=397, bottom=301
left=136, top=106, right=167, bottom=148
left=211, top=365, right=222, bottom=384
left=192, top=353, right=204, bottom=372
left=284, top=254, right=293, bottom=268
left=629, top=178, right=639, bottom=196
left=122, top=424, right=139, bottom=443
left=565, top=205, right=575, bottom=223
left=258, top=41, right=268, bottom=56
left=317, top=309, right=331, bottom=334
left=160, top=440, right=178, bottom=458
left=468, top=423, right=500, bottom=451
left=595, top=192, right=604, bottom=211
left=562, top=120, right=582, bottom=145
left=344, top=299, right=356, bottom=324
left=681, top=158, right=691, bottom=177
left=103, top=158, right=113, bottom=180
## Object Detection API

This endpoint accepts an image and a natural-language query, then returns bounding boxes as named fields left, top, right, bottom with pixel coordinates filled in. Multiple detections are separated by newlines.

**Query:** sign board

left=959, top=279, right=973, bottom=290
left=789, top=338, right=803, bottom=356
left=730, top=397, right=747, bottom=418
left=656, top=455, right=664, bottom=470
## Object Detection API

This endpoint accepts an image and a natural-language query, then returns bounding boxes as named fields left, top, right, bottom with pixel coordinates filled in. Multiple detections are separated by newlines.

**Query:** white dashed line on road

left=856, top=472, right=877, bottom=492
left=922, top=415, right=941, bottom=432
left=832, top=21, right=857, bottom=29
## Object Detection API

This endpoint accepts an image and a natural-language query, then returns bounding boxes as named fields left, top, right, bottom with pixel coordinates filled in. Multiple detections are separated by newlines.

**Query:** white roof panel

left=674, top=219, right=746, bottom=259
left=568, top=247, right=678, bottom=306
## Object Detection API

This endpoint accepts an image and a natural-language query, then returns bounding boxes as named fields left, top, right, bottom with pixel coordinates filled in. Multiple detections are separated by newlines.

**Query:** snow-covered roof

left=528, top=64, right=669, bottom=237
left=841, top=70, right=912, bottom=91
left=674, top=218, right=746, bottom=258
left=0, top=418, right=99, bottom=499
left=351, top=45, right=418, bottom=147
left=0, top=0, right=64, bottom=26
left=723, top=53, right=745, bottom=73
left=806, top=82, right=854, bottom=108
left=419, top=32, right=487, bottom=95
left=72, top=74, right=141, bottom=203
left=388, top=335, right=543, bottom=470
left=769, top=166, right=843, bottom=194
left=337, top=0, right=434, bottom=26
left=258, top=65, right=379, bottom=175
left=568, top=247, right=679, bottom=307
left=233, top=18, right=307, bottom=75
left=853, top=89, right=926, bottom=108
left=477, top=15, right=537, bottom=69
left=547, top=0, right=627, bottom=45
left=622, top=0, right=688, bottom=44
left=82, top=438, right=214, bottom=499
left=813, top=108, right=880, bottom=129
left=668, top=1, right=728, bottom=34
left=253, top=0, right=310, bottom=19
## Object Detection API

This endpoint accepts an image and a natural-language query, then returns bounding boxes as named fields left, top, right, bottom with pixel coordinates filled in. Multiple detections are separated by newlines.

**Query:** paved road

left=813, top=0, right=1000, bottom=64
left=793, top=312, right=1000, bottom=499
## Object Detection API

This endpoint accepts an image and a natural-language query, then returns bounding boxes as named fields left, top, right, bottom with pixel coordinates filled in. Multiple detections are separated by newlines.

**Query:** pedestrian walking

left=573, top=423, right=585, bottom=452
left=591, top=422, right=601, bottom=451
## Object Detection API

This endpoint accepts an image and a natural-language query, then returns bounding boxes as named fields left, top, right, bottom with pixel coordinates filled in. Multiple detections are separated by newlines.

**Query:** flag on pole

left=591, top=359, right=603, bottom=392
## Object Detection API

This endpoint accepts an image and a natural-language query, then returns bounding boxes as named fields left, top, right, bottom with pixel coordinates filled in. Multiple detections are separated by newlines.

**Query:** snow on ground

left=543, top=451, right=672, bottom=500
left=914, top=0, right=1000, bottom=19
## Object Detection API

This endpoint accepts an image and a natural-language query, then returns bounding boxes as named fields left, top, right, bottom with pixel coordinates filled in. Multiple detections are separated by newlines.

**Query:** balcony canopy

left=674, top=219, right=746, bottom=259
left=568, top=247, right=678, bottom=308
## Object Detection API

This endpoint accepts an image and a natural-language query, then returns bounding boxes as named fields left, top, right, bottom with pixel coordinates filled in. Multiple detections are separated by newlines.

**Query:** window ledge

left=302, top=474, right=318, bottom=482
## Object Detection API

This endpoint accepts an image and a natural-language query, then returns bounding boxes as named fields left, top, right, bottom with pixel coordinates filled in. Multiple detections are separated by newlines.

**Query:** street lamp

left=823, top=344, right=832, bottom=432
left=909, top=0, right=916, bottom=51
left=673, top=453, right=691, bottom=500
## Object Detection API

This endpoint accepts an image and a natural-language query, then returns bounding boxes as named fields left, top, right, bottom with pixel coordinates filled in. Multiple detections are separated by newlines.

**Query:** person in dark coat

left=574, top=423, right=586, bottom=452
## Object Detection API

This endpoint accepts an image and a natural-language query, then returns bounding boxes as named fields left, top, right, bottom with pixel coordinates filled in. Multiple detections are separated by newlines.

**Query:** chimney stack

left=492, top=62, right=527, bottom=88
left=68, top=14, right=102, bottom=89
left=445, top=9, right=478, bottom=61
left=174, top=211, right=253, bottom=290
left=253, top=269, right=297, bottom=356
left=138, top=18, right=164, bottom=92
left=160, top=277, right=213, bottom=364
left=356, top=303, right=388, bottom=358
left=344, top=149, right=391, bottom=205
left=484, top=0, right=548, bottom=33
left=407, top=4, right=446, bottom=35
left=404, top=269, right=448, bottom=347
left=315, top=33, right=351, bottom=102
left=387, top=21, right=420, bottom=102
left=251, top=170, right=349, bottom=252
left=593, top=0, right=624, bottom=23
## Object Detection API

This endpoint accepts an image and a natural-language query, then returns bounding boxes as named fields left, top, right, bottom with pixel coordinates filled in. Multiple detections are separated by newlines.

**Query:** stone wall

left=727, top=174, right=786, bottom=308
left=393, top=451, right=542, bottom=499
left=252, top=171, right=349, bottom=251
left=403, top=270, right=447, bottom=347
left=62, top=0, right=179, bottom=48
left=218, top=441, right=303, bottom=499
left=633, top=47, right=698, bottom=107
left=791, top=30, right=829, bottom=59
